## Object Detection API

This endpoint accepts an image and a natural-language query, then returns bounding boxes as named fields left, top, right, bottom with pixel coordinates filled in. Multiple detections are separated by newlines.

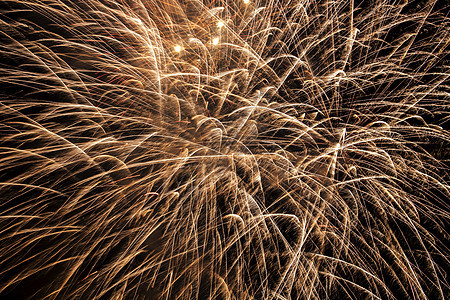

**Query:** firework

left=0, top=0, right=449, bottom=299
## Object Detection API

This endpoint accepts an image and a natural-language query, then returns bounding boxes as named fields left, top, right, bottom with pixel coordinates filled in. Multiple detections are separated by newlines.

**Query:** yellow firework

left=0, top=0, right=448, bottom=299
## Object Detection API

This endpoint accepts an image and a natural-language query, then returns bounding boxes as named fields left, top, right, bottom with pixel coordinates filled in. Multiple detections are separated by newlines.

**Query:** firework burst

left=0, top=0, right=449, bottom=299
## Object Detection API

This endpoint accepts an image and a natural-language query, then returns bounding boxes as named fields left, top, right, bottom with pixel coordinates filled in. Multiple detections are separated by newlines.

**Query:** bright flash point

left=212, top=37, right=219, bottom=45
left=217, top=21, right=224, bottom=28
left=243, top=0, right=250, bottom=4
left=174, top=45, right=182, bottom=52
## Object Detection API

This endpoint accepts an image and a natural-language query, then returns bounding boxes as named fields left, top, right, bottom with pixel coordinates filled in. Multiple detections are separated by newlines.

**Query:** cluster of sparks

left=0, top=0, right=449, bottom=299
